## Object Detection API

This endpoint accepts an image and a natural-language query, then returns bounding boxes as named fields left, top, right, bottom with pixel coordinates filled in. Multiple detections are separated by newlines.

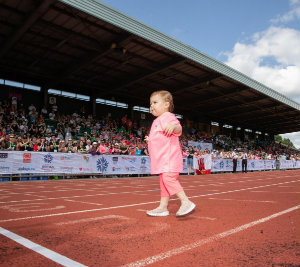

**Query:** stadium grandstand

left=0, top=0, right=299, bottom=180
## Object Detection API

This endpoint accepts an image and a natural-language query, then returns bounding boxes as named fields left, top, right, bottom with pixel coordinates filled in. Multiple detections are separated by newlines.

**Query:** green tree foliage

left=275, top=135, right=295, bottom=148
left=275, top=135, right=282, bottom=143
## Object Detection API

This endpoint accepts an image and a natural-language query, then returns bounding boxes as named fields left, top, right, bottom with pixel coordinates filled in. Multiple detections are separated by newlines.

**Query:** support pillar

left=41, top=87, right=48, bottom=109
left=128, top=103, right=134, bottom=121
left=219, top=123, right=223, bottom=135
left=90, top=95, right=96, bottom=117
left=240, top=128, right=245, bottom=141
left=232, top=126, right=237, bottom=139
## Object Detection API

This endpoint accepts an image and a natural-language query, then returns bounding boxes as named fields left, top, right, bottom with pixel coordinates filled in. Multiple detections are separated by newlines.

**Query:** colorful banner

left=211, top=159, right=277, bottom=172
left=279, top=160, right=300, bottom=169
left=0, top=152, right=299, bottom=175
left=193, top=155, right=212, bottom=171
left=0, top=152, right=152, bottom=175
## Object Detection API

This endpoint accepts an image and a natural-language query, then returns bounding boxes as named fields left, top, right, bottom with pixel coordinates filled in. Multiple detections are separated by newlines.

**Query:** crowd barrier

left=0, top=152, right=299, bottom=178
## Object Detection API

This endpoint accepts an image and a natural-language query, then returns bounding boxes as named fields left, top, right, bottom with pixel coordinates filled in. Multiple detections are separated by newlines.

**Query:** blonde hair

left=150, top=90, right=174, bottom=112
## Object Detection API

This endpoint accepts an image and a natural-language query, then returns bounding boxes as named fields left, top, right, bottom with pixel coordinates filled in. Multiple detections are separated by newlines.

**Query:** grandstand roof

left=0, top=0, right=299, bottom=134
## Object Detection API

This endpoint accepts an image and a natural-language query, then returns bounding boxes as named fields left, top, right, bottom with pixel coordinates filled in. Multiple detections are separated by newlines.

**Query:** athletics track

left=0, top=170, right=299, bottom=267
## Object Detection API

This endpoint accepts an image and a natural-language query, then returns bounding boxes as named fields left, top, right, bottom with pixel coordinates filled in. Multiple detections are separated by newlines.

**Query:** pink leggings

left=160, top=172, right=183, bottom=197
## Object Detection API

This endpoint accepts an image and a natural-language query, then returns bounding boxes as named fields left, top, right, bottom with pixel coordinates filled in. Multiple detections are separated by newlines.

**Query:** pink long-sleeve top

left=148, top=112, right=183, bottom=174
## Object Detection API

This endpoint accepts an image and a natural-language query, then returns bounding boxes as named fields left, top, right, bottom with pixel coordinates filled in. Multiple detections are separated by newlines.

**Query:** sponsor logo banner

left=1, top=152, right=298, bottom=175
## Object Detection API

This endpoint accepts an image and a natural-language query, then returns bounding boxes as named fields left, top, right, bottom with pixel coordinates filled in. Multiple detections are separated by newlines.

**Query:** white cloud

left=271, top=0, right=300, bottom=24
left=223, top=1, right=300, bottom=148
left=224, top=26, right=300, bottom=103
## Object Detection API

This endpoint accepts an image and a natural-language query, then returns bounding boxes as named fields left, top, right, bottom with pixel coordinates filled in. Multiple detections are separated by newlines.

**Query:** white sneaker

left=146, top=207, right=169, bottom=217
left=176, top=201, right=196, bottom=217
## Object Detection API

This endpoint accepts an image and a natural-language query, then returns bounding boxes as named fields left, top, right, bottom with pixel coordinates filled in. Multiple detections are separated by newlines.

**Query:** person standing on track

left=241, top=150, right=248, bottom=173
left=231, top=149, right=238, bottom=173
left=187, top=145, right=195, bottom=175
left=145, top=90, right=196, bottom=217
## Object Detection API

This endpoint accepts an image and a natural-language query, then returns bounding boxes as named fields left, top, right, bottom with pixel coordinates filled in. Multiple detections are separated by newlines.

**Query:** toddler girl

left=145, top=90, right=195, bottom=217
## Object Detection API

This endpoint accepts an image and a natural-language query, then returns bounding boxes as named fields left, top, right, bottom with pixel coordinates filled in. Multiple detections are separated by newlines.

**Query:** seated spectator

left=28, top=103, right=36, bottom=113
left=57, top=140, right=66, bottom=152
left=41, top=106, right=47, bottom=116
left=120, top=142, right=128, bottom=155
left=85, top=139, right=92, bottom=153
left=78, top=140, right=86, bottom=153
left=134, top=145, right=142, bottom=156
left=65, top=138, right=75, bottom=153
left=19, top=121, right=28, bottom=134
left=38, top=137, right=47, bottom=152
left=112, top=143, right=120, bottom=155
left=91, top=142, right=100, bottom=156
left=141, top=145, right=149, bottom=156
left=49, top=111, right=55, bottom=121
left=99, top=140, right=109, bottom=154
left=5, top=135, right=17, bottom=150
left=49, top=135, right=58, bottom=152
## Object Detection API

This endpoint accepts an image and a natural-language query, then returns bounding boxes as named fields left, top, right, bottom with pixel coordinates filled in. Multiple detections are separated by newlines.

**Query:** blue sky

left=100, top=0, right=300, bottom=148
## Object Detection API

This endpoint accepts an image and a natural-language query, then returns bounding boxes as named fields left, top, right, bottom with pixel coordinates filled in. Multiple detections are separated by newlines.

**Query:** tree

left=275, top=135, right=295, bottom=148
left=275, top=135, right=282, bottom=143
left=282, top=138, right=295, bottom=148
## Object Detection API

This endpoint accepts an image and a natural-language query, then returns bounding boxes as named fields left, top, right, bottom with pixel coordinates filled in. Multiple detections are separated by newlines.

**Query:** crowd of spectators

left=0, top=99, right=150, bottom=156
left=210, top=135, right=300, bottom=161
left=0, top=98, right=299, bottom=161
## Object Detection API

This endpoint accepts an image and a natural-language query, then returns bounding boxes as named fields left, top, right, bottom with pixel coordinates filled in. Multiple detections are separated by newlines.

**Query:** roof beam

left=190, top=87, right=248, bottom=108
left=258, top=123, right=300, bottom=133
left=51, top=4, right=120, bottom=36
left=223, top=104, right=288, bottom=119
left=172, top=72, right=222, bottom=95
left=44, top=34, right=134, bottom=88
left=209, top=96, right=270, bottom=114
left=0, top=0, right=56, bottom=59
left=96, top=57, right=186, bottom=98
left=246, top=117, right=299, bottom=129
left=242, top=110, right=299, bottom=123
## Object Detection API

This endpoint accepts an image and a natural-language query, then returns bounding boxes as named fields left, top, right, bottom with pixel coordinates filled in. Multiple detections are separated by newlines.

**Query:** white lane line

left=0, top=175, right=295, bottom=203
left=24, top=194, right=47, bottom=198
left=278, top=192, right=300, bottom=194
left=55, top=215, right=129, bottom=226
left=0, top=201, right=160, bottom=223
left=0, top=189, right=156, bottom=204
left=0, top=180, right=299, bottom=223
left=0, top=227, right=87, bottom=267
left=251, top=191, right=300, bottom=194
left=136, top=209, right=148, bottom=212
left=121, top=205, right=300, bottom=267
left=208, top=198, right=276, bottom=203
left=64, top=199, right=103, bottom=206
left=189, top=216, right=216, bottom=220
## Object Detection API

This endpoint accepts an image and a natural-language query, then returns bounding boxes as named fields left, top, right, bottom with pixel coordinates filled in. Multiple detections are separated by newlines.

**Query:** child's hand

left=163, top=124, right=177, bottom=137
left=144, top=136, right=149, bottom=142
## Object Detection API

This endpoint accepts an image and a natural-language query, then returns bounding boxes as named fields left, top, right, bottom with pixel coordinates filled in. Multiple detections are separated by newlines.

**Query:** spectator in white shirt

left=241, top=151, right=248, bottom=173
left=231, top=150, right=238, bottom=173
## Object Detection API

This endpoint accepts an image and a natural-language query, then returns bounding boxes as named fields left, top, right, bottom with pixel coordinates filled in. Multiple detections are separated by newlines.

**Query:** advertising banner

left=0, top=152, right=298, bottom=175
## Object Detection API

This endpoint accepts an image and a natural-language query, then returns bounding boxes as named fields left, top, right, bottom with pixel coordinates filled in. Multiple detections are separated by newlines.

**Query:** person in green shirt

left=5, top=135, right=17, bottom=150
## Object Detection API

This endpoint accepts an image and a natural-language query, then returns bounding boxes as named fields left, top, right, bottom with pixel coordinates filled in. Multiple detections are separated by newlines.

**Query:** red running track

left=0, top=170, right=300, bottom=267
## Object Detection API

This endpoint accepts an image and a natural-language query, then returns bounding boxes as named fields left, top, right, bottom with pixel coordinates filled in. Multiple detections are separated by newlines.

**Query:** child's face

left=150, top=94, right=169, bottom=117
